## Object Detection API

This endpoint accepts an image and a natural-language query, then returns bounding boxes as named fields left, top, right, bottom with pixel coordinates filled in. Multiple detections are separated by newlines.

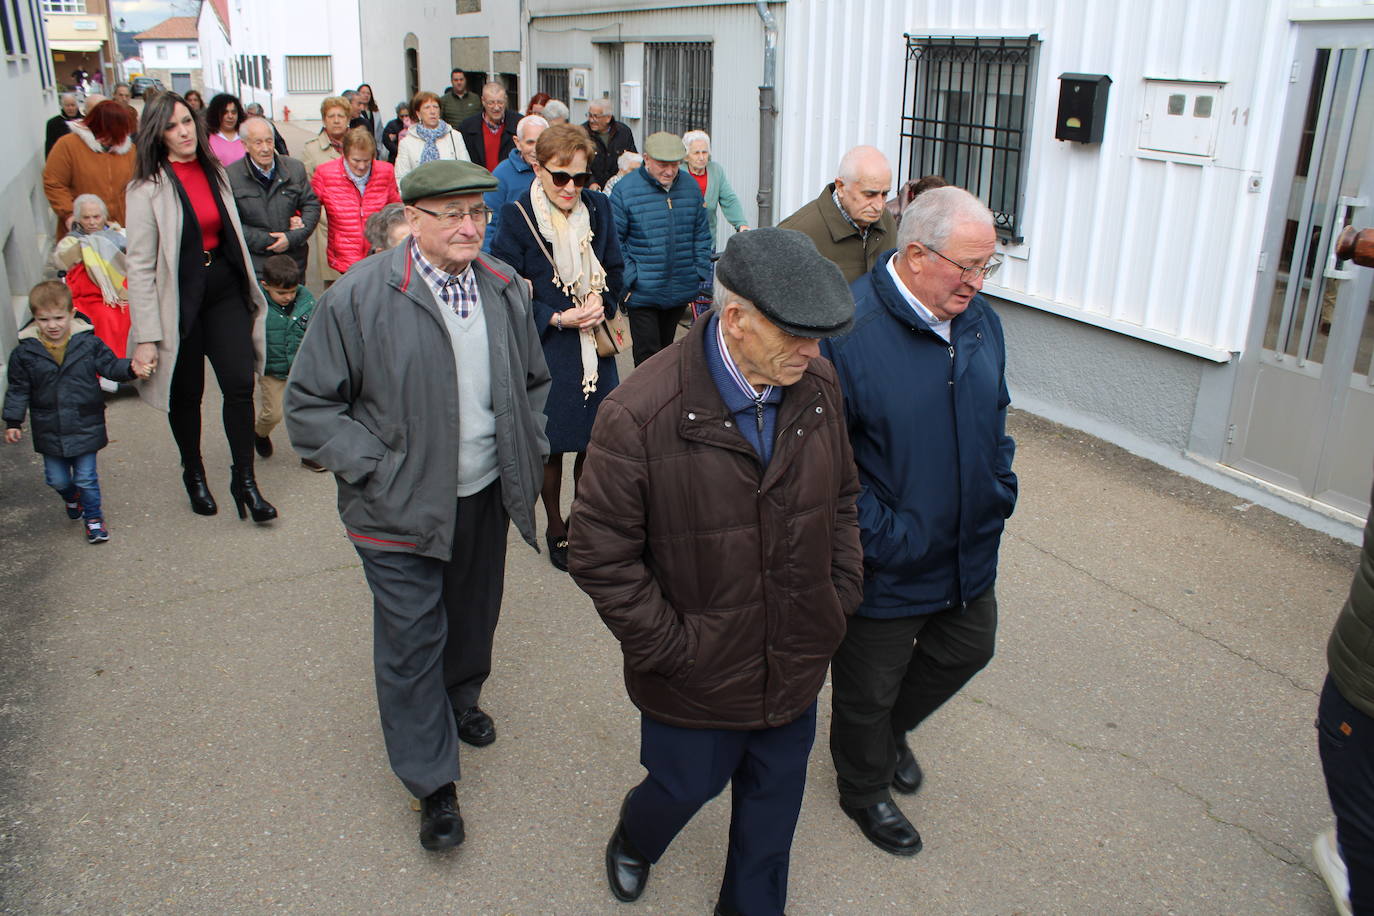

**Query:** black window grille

left=537, top=67, right=568, bottom=103
left=0, top=0, right=13, bottom=55
left=9, top=0, right=25, bottom=54
left=30, top=0, right=51, bottom=86
left=645, top=41, right=711, bottom=137
left=899, top=35, right=1037, bottom=243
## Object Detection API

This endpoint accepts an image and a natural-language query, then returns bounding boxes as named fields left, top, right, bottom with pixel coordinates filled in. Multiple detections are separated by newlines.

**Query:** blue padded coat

left=821, top=253, right=1018, bottom=618
left=609, top=166, right=712, bottom=310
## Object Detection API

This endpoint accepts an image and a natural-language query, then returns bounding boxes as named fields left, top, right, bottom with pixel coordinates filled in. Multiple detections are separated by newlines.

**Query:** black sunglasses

left=546, top=169, right=592, bottom=188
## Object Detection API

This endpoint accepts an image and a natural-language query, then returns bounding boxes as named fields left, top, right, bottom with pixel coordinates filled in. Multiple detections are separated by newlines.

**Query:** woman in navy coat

left=491, top=123, right=624, bottom=572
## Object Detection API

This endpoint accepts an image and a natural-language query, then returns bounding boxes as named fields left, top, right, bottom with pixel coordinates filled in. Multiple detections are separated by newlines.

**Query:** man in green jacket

left=440, top=68, right=481, bottom=131
left=1315, top=478, right=1374, bottom=916
left=778, top=145, right=896, bottom=284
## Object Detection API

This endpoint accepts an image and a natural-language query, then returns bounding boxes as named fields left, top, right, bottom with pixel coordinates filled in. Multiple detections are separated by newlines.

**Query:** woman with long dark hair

left=125, top=91, right=276, bottom=522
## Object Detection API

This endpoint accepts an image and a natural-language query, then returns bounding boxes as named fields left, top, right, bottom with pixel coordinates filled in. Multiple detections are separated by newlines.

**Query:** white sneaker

left=1314, top=828, right=1353, bottom=916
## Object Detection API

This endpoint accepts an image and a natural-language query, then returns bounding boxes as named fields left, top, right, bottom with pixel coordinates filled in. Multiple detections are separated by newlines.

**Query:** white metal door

left=1227, top=26, right=1374, bottom=518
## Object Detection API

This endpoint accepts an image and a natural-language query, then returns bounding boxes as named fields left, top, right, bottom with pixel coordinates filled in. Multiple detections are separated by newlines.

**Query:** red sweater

left=170, top=159, right=222, bottom=250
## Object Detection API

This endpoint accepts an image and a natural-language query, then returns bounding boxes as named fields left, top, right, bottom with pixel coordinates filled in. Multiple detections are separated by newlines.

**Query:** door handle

left=1324, top=195, right=1368, bottom=280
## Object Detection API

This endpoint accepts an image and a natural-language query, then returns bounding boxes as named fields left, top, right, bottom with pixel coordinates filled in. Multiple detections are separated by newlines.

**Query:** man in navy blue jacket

left=820, top=186, right=1017, bottom=857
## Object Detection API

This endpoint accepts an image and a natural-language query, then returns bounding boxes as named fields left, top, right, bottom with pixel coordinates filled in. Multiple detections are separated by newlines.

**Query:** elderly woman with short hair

left=682, top=129, right=748, bottom=249
left=311, top=126, right=401, bottom=274
left=393, top=90, right=469, bottom=187
left=364, top=202, right=410, bottom=253
left=490, top=123, right=624, bottom=571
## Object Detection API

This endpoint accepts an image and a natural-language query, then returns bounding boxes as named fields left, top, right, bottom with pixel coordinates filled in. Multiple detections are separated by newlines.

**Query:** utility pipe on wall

left=754, top=1, right=778, bottom=227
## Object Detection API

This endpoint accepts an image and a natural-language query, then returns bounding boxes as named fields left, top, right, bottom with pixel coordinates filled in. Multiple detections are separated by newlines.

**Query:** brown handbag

left=514, top=201, right=630, bottom=358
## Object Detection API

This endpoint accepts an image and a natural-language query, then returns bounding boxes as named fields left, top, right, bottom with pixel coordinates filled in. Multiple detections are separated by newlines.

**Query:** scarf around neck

left=530, top=179, right=606, bottom=397
left=414, top=121, right=451, bottom=164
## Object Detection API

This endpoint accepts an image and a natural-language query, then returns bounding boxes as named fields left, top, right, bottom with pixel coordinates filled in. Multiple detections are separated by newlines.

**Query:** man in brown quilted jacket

left=569, top=228, right=864, bottom=916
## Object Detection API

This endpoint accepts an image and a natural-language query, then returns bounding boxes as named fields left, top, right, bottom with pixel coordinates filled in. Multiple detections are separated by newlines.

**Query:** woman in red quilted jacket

left=310, top=126, right=400, bottom=275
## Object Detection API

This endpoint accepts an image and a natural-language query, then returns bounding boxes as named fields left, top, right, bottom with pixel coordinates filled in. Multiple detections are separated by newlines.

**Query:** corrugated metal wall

left=527, top=3, right=781, bottom=245
left=776, top=0, right=1298, bottom=357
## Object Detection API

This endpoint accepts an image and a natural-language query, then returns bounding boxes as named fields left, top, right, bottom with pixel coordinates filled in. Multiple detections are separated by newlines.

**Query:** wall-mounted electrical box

left=1055, top=73, right=1112, bottom=143
left=620, top=81, right=643, bottom=119
left=1138, top=79, right=1224, bottom=158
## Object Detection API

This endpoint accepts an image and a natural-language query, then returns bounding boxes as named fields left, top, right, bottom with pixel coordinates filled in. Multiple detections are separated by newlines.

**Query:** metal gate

left=645, top=41, right=712, bottom=137
left=1227, top=24, right=1374, bottom=518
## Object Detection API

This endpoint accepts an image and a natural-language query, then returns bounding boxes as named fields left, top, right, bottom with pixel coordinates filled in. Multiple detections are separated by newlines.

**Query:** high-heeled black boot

left=182, top=462, right=218, bottom=516
left=230, top=465, right=277, bottom=523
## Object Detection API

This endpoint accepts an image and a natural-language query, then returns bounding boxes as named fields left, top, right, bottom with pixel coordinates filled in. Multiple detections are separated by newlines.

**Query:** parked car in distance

left=131, top=76, right=164, bottom=97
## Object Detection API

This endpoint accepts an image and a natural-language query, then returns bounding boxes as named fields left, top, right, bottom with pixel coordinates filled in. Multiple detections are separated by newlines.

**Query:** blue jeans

left=1318, top=674, right=1374, bottom=913
left=43, top=452, right=101, bottom=519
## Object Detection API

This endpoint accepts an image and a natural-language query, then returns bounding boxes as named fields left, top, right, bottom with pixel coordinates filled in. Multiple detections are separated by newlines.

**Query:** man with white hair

left=227, top=116, right=321, bottom=279
left=483, top=113, right=548, bottom=251
left=778, top=145, right=896, bottom=284
left=583, top=97, right=637, bottom=191
left=244, top=102, right=289, bottom=154
left=821, top=186, right=1016, bottom=857
left=45, top=93, right=81, bottom=158
left=540, top=98, right=570, bottom=125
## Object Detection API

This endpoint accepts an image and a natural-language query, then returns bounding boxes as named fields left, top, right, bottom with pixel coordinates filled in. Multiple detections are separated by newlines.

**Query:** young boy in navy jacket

left=3, top=280, right=150, bottom=543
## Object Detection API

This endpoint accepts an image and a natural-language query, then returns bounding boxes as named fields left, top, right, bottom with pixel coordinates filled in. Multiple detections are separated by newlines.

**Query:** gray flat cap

left=715, top=228, right=854, bottom=338
left=643, top=131, right=686, bottom=162
left=399, top=159, right=498, bottom=203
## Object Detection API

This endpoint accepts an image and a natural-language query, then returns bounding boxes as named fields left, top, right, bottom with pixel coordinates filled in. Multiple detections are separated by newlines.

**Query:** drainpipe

left=754, top=1, right=778, bottom=227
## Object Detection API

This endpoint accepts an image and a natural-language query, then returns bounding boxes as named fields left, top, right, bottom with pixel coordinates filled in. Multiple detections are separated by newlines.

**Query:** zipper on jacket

left=948, top=344, right=955, bottom=386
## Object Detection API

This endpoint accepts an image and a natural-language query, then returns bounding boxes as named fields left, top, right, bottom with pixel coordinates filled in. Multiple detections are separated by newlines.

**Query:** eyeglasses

left=411, top=205, right=490, bottom=226
left=921, top=245, right=1003, bottom=284
left=545, top=169, right=592, bottom=188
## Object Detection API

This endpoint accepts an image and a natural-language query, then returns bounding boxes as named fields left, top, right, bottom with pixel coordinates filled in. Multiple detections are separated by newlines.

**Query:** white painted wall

left=775, top=0, right=1307, bottom=359
left=1, top=0, right=59, bottom=395
left=138, top=38, right=199, bottom=70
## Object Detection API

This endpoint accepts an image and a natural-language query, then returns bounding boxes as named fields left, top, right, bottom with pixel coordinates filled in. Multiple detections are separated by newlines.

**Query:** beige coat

left=124, top=164, right=268, bottom=410
left=300, top=132, right=342, bottom=285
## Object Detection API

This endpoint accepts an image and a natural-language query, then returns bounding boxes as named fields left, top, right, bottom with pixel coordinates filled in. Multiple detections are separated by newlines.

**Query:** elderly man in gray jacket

left=285, top=159, right=551, bottom=852
left=228, top=116, right=320, bottom=278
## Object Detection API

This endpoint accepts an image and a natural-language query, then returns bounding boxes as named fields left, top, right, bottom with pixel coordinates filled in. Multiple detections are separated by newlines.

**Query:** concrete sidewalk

left=0, top=384, right=1357, bottom=914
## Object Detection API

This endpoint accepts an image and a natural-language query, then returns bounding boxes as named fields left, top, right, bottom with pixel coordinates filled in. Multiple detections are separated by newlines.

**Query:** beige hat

left=642, top=131, right=687, bottom=162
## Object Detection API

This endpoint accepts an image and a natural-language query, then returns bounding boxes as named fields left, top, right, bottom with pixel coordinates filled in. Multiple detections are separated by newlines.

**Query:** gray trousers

left=355, top=482, right=509, bottom=798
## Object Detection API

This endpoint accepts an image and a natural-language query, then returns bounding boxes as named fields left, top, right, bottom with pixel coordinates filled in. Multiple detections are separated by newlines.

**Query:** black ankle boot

left=230, top=465, right=277, bottom=523
left=182, top=463, right=218, bottom=516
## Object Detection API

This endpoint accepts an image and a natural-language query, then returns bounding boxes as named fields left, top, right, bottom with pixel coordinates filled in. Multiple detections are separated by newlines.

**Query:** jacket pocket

left=362, top=423, right=407, bottom=502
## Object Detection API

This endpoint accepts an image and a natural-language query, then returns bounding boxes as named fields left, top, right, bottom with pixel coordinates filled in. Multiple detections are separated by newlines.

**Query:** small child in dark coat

left=3, top=280, right=151, bottom=543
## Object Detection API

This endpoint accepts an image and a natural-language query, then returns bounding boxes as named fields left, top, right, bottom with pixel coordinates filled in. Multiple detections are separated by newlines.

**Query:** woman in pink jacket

left=310, top=126, right=401, bottom=274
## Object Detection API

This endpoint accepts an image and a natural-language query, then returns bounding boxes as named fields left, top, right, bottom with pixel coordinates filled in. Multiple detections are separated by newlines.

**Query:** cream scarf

left=530, top=179, right=606, bottom=397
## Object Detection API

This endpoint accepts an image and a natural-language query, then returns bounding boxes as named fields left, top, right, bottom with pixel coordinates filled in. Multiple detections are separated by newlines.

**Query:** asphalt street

left=0, top=115, right=1361, bottom=914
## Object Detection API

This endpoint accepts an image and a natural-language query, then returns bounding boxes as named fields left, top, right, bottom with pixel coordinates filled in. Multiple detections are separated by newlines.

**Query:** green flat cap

left=643, top=131, right=687, bottom=162
left=399, top=159, right=498, bottom=203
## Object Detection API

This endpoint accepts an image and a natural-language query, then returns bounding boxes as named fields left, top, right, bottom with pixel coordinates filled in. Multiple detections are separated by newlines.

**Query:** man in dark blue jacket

left=821, top=186, right=1017, bottom=857
left=610, top=131, right=712, bottom=365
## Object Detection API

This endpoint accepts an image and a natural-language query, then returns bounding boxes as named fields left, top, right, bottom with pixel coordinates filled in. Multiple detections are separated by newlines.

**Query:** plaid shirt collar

left=832, top=187, right=868, bottom=241
left=410, top=239, right=480, bottom=318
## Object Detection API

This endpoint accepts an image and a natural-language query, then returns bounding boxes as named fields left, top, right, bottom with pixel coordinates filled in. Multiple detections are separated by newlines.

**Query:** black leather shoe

left=229, top=464, right=277, bottom=523
left=892, top=739, right=924, bottom=795
left=547, top=532, right=569, bottom=572
left=254, top=435, right=273, bottom=458
left=418, top=783, right=465, bottom=851
left=455, top=706, right=496, bottom=747
left=841, top=799, right=923, bottom=857
left=605, top=818, right=650, bottom=902
left=182, top=463, right=218, bottom=516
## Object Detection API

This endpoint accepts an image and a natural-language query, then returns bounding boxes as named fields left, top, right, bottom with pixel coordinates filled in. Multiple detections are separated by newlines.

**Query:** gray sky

left=111, top=0, right=188, bottom=32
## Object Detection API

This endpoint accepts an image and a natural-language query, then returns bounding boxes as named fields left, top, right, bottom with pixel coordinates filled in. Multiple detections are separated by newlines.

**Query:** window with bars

left=285, top=55, right=332, bottom=93
left=899, top=35, right=1037, bottom=243
left=40, top=0, right=84, bottom=12
left=645, top=41, right=711, bottom=137
left=30, top=0, right=52, bottom=85
left=537, top=67, right=568, bottom=102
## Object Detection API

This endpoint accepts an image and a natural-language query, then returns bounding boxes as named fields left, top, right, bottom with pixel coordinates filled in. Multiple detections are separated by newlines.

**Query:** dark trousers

left=1318, top=674, right=1374, bottom=913
left=628, top=304, right=686, bottom=366
left=621, top=702, right=817, bottom=916
left=168, top=256, right=256, bottom=469
left=354, top=482, right=509, bottom=798
left=830, top=587, right=998, bottom=807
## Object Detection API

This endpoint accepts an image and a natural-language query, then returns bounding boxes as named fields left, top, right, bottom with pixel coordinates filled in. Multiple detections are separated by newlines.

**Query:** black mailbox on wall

left=1056, top=73, right=1111, bottom=143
